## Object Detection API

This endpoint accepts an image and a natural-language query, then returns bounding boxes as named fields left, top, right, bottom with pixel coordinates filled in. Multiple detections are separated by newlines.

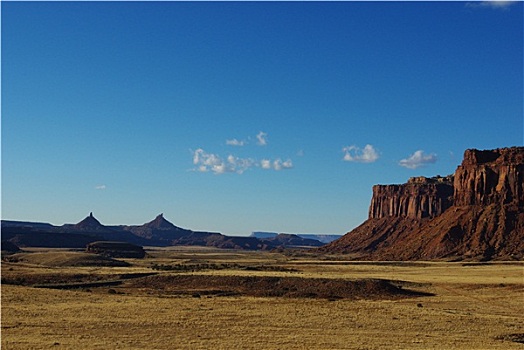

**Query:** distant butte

left=144, top=213, right=177, bottom=230
left=74, top=212, right=105, bottom=230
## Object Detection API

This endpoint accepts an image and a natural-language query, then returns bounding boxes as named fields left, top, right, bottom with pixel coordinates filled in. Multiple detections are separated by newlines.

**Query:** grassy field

left=2, top=247, right=523, bottom=349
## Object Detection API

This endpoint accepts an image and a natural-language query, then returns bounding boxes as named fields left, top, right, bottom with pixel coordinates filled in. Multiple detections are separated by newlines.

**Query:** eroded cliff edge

left=454, top=148, right=523, bottom=207
left=369, top=175, right=454, bottom=220
left=319, top=147, right=524, bottom=261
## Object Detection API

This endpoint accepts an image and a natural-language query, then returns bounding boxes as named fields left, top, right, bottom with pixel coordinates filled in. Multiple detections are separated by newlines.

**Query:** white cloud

left=273, top=159, right=294, bottom=171
left=256, top=131, right=268, bottom=146
left=466, top=1, right=517, bottom=9
left=342, top=144, right=379, bottom=163
left=192, top=132, right=297, bottom=174
left=226, top=138, right=246, bottom=146
left=260, top=158, right=293, bottom=171
left=192, top=148, right=233, bottom=174
left=192, top=149, right=293, bottom=174
left=260, top=159, right=272, bottom=169
left=226, top=132, right=268, bottom=147
left=95, top=185, right=106, bottom=190
left=227, top=154, right=255, bottom=174
left=399, top=150, right=437, bottom=169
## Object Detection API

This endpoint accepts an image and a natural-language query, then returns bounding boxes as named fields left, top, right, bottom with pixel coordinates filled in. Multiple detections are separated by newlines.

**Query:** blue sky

left=2, top=1, right=523, bottom=236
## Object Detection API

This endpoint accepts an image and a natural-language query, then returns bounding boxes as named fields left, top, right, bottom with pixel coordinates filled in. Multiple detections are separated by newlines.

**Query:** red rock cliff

left=319, top=146, right=524, bottom=261
left=453, top=147, right=524, bottom=207
left=369, top=176, right=454, bottom=220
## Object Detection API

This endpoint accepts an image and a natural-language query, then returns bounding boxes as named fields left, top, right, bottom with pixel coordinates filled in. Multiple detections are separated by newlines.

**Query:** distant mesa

left=251, top=232, right=279, bottom=239
left=251, top=233, right=325, bottom=247
left=251, top=232, right=341, bottom=244
left=320, top=147, right=524, bottom=261
left=271, top=233, right=325, bottom=247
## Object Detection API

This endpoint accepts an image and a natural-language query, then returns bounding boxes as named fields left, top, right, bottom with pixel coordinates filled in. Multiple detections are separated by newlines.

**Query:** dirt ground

left=1, top=248, right=523, bottom=349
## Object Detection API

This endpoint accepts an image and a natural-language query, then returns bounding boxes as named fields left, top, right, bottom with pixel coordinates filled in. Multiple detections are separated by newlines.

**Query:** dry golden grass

left=2, top=248, right=523, bottom=349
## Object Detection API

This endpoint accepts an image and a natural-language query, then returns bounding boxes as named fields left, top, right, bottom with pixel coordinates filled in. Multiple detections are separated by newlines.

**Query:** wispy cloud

left=226, top=132, right=268, bottom=147
left=226, top=154, right=255, bottom=174
left=261, top=158, right=293, bottom=171
left=226, top=138, right=246, bottom=146
left=192, top=148, right=249, bottom=174
left=193, top=132, right=295, bottom=174
left=256, top=131, right=268, bottom=146
left=274, top=159, right=293, bottom=171
left=95, top=185, right=107, bottom=190
left=466, top=1, right=517, bottom=10
left=399, top=150, right=437, bottom=169
left=192, top=149, right=291, bottom=174
left=342, top=144, right=379, bottom=163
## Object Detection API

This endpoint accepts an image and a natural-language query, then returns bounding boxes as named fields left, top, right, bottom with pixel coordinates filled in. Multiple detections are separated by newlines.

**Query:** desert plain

left=1, top=247, right=523, bottom=349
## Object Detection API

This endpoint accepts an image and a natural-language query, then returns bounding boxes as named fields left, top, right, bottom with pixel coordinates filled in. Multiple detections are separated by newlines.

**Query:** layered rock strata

left=369, top=175, right=454, bottom=220
left=454, top=148, right=524, bottom=207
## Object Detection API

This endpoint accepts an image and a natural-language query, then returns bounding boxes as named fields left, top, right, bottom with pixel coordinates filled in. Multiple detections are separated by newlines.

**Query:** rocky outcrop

left=124, top=214, right=191, bottom=245
left=320, top=147, right=524, bottom=261
left=144, top=213, right=177, bottom=230
left=74, top=212, right=105, bottom=230
left=454, top=148, right=524, bottom=207
left=369, top=175, right=454, bottom=220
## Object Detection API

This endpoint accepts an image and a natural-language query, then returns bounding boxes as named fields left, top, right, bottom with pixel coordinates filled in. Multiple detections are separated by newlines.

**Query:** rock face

left=320, top=147, right=524, bottom=261
left=369, top=175, right=454, bottom=220
left=454, top=148, right=524, bottom=207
